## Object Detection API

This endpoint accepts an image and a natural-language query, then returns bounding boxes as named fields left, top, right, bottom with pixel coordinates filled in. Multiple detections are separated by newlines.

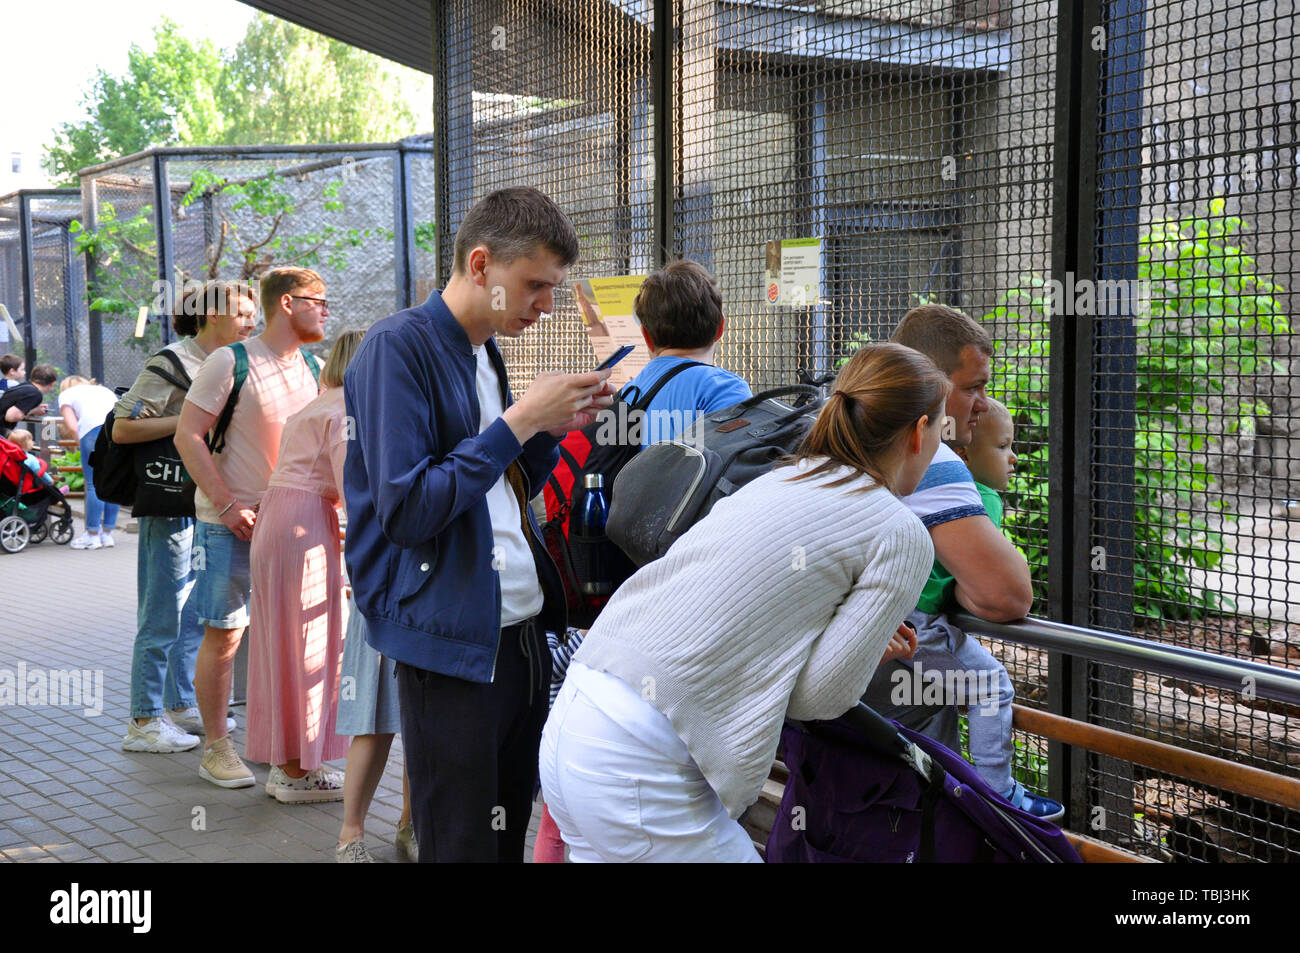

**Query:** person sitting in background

left=1, top=353, right=24, bottom=391
left=58, top=375, right=120, bottom=550
left=117, top=280, right=257, bottom=755
left=0, top=362, right=56, bottom=452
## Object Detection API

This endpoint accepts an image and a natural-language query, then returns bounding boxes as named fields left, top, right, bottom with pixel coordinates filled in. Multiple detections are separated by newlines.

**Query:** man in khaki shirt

left=115, top=281, right=256, bottom=756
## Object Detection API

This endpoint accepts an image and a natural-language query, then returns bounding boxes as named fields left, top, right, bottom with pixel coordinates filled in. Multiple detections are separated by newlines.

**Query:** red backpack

left=541, top=360, right=704, bottom=627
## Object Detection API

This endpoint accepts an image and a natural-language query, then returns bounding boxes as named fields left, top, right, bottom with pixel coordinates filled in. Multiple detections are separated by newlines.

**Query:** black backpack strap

left=152, top=348, right=193, bottom=388
left=629, top=360, right=707, bottom=412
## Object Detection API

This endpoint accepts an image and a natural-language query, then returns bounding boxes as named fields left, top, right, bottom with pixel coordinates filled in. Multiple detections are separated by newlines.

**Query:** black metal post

left=152, top=152, right=175, bottom=345
left=17, top=194, right=37, bottom=372
left=81, top=181, right=105, bottom=383
left=651, top=0, right=674, bottom=267
left=393, top=145, right=416, bottom=310
left=60, top=224, right=79, bottom=375
left=1048, top=0, right=1100, bottom=830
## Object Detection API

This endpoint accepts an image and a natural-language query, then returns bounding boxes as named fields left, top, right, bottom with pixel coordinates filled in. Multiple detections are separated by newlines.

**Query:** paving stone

left=96, top=843, right=145, bottom=863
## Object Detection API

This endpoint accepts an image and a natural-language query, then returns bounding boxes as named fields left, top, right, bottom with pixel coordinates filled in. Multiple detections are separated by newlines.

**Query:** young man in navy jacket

left=343, top=188, right=613, bottom=862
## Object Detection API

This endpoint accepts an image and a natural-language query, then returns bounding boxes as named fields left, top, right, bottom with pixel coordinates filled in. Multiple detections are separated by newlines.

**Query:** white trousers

left=539, top=667, right=762, bottom=863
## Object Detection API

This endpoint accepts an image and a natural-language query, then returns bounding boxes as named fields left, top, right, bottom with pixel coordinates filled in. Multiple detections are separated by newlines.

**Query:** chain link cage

left=0, top=190, right=86, bottom=380
left=431, top=0, right=1298, bottom=860
left=76, top=141, right=436, bottom=390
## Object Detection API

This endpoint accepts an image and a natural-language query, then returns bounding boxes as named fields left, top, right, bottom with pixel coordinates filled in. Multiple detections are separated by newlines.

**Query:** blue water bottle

left=573, top=473, right=612, bottom=595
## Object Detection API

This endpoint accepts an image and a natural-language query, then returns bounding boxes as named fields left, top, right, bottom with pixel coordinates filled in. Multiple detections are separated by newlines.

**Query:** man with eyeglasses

left=176, top=267, right=326, bottom=791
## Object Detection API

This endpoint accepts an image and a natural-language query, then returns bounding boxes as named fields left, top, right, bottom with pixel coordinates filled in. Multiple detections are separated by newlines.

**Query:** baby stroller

left=767, top=702, right=1082, bottom=863
left=0, top=435, right=75, bottom=553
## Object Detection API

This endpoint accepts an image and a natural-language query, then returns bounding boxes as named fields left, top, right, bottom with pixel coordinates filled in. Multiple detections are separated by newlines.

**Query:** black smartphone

left=593, top=344, right=635, bottom=371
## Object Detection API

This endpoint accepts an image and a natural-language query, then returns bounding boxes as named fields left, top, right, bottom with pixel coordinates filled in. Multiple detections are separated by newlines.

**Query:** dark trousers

left=396, top=618, right=551, bottom=863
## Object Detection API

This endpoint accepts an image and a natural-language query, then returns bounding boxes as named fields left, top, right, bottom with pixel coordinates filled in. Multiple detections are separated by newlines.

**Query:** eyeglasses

left=290, top=295, right=330, bottom=309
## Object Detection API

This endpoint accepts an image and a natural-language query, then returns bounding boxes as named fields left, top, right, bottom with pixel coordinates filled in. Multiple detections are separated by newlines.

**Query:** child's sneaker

left=1004, top=780, right=1065, bottom=822
left=99, top=532, right=115, bottom=548
left=70, top=532, right=101, bottom=550
left=266, top=765, right=345, bottom=804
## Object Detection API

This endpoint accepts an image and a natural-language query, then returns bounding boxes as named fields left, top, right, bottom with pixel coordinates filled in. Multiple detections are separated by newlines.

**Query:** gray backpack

left=606, top=385, right=824, bottom=566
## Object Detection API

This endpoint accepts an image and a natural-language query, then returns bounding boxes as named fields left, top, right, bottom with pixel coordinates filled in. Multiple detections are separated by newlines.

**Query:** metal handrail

left=951, top=612, right=1300, bottom=706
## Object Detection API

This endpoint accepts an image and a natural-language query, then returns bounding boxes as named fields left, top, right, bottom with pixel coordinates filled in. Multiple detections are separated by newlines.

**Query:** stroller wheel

left=49, top=518, right=74, bottom=545
left=30, top=519, right=48, bottom=544
left=0, top=515, right=30, bottom=553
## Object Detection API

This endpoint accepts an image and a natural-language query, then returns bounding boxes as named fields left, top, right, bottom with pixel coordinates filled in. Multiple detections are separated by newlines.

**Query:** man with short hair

left=117, top=281, right=257, bottom=755
left=862, top=303, right=1033, bottom=750
left=175, top=268, right=325, bottom=790
left=0, top=363, right=57, bottom=451
left=344, top=186, right=613, bottom=862
left=621, top=259, right=751, bottom=444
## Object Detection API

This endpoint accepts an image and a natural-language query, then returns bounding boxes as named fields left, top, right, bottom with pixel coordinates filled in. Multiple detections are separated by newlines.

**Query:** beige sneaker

left=199, top=735, right=255, bottom=789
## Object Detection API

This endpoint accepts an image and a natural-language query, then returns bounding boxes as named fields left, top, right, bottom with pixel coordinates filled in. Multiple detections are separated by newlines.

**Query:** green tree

left=43, top=13, right=429, bottom=184
left=43, top=19, right=225, bottom=183
left=217, top=15, right=426, bottom=145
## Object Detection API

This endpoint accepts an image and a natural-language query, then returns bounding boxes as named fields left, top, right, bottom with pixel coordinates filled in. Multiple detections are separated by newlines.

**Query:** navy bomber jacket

left=342, top=291, right=566, bottom=682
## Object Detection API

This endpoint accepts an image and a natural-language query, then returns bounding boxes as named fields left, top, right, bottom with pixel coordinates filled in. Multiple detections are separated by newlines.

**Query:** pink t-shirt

left=267, top=386, right=348, bottom=505
left=184, top=337, right=319, bottom=524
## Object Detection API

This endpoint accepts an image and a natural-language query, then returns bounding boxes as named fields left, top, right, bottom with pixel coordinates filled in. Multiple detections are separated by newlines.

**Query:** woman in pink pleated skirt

left=245, top=330, right=364, bottom=803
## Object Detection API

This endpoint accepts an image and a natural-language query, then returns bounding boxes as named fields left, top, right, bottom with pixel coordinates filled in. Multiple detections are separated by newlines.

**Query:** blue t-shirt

left=621, top=355, right=752, bottom=446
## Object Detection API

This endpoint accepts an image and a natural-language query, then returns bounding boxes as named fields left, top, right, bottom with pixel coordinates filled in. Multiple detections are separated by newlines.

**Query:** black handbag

left=122, top=351, right=197, bottom=519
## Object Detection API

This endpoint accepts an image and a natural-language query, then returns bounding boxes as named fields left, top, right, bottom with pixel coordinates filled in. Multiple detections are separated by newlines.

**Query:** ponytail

left=787, top=342, right=949, bottom=493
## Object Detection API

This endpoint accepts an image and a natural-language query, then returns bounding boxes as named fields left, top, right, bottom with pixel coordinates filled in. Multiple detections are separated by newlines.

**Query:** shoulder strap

left=207, top=342, right=249, bottom=455
left=300, top=347, right=321, bottom=386
left=153, top=347, right=193, bottom=387
left=630, top=360, right=707, bottom=412
left=144, top=349, right=192, bottom=392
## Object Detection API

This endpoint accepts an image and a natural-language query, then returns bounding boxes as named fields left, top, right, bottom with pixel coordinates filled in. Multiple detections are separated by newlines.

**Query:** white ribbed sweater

left=574, top=462, right=935, bottom=817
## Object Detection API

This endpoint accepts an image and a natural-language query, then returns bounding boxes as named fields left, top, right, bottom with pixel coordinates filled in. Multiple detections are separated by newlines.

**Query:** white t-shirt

left=474, top=344, right=543, bottom=626
left=59, top=383, right=120, bottom=442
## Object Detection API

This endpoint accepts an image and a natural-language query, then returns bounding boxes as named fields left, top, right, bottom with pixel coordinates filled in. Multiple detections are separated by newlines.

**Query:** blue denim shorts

left=191, top=521, right=252, bottom=629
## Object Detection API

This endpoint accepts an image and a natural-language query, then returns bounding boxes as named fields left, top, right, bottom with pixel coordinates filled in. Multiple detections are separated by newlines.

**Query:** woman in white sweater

left=539, top=342, right=949, bottom=862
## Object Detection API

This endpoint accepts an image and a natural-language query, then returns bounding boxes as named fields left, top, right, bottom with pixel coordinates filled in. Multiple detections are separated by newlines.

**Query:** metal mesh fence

left=0, top=190, right=85, bottom=379
left=77, top=141, right=434, bottom=389
left=0, top=194, right=24, bottom=362
left=430, top=0, right=1299, bottom=860
left=80, top=159, right=163, bottom=390
left=1084, top=0, right=1300, bottom=860
left=434, top=0, right=655, bottom=387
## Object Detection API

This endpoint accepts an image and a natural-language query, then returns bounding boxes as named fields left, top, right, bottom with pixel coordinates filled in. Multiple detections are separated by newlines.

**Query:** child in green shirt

left=909, top=398, right=1063, bottom=820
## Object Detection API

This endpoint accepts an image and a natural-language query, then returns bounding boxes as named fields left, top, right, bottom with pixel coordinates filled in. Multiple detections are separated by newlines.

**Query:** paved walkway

left=0, top=523, right=542, bottom=863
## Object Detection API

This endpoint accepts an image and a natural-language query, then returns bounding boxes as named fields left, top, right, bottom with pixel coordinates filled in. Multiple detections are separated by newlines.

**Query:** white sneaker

left=70, top=532, right=102, bottom=550
left=99, top=532, right=115, bottom=548
left=266, top=765, right=345, bottom=804
left=122, top=717, right=200, bottom=753
left=168, top=706, right=236, bottom=735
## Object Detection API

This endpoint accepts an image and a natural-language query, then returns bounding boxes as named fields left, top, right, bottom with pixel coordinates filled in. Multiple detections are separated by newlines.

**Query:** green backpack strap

left=300, top=346, right=321, bottom=387
left=207, top=342, right=249, bottom=455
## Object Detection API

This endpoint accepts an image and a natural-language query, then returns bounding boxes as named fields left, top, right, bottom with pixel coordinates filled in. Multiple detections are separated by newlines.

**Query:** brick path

left=0, top=522, right=542, bottom=863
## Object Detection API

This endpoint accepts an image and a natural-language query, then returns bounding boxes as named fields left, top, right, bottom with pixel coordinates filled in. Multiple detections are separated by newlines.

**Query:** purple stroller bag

left=766, top=704, right=1082, bottom=863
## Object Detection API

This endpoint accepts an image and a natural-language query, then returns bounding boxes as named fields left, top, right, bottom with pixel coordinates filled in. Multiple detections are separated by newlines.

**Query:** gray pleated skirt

left=336, top=593, right=403, bottom=737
